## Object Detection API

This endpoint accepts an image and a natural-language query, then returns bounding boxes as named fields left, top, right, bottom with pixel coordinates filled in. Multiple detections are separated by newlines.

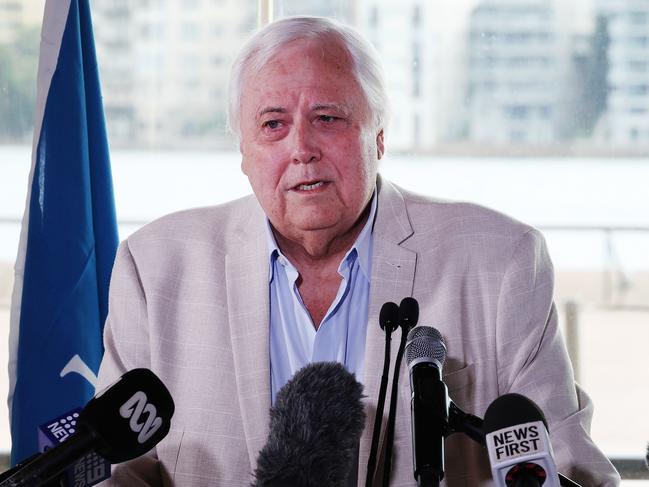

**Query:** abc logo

left=119, top=391, right=163, bottom=444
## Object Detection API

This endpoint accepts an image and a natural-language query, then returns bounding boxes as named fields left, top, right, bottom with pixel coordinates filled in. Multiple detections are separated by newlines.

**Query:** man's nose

left=290, top=121, right=321, bottom=164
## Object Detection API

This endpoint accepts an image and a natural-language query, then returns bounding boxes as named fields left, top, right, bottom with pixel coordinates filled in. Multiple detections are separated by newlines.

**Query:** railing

left=540, top=225, right=649, bottom=307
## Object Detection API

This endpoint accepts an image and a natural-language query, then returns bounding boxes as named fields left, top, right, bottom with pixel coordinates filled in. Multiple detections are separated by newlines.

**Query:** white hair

left=227, top=16, right=389, bottom=138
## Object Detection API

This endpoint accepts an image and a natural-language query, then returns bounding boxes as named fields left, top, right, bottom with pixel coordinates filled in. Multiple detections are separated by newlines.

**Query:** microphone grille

left=405, top=326, right=447, bottom=368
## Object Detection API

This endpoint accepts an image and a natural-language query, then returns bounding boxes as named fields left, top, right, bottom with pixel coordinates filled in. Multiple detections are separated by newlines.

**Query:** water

left=2, top=145, right=649, bottom=269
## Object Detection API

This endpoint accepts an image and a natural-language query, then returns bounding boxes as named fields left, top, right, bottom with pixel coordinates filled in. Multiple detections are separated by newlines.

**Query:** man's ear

left=376, top=129, right=385, bottom=160
left=240, top=141, right=247, bottom=175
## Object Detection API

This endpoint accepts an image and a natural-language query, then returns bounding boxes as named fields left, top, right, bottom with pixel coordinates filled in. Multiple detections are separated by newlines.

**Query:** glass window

left=0, top=0, right=42, bottom=458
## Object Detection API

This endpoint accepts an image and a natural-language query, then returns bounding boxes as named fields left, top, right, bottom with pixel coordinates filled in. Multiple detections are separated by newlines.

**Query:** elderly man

left=97, top=16, right=619, bottom=486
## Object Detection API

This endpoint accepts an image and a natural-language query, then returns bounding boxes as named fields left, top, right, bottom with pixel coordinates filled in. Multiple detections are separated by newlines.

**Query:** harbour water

left=2, top=145, right=649, bottom=270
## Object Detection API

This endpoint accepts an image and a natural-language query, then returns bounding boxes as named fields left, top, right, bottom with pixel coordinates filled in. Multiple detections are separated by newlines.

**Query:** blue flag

left=9, top=0, right=118, bottom=465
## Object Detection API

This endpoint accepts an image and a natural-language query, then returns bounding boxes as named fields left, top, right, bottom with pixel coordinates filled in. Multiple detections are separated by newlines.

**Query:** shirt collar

left=264, top=189, right=377, bottom=282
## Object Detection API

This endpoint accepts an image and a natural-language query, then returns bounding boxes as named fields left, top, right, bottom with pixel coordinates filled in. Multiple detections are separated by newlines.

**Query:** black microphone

left=383, top=297, right=419, bottom=486
left=484, top=393, right=581, bottom=487
left=366, top=302, right=399, bottom=486
left=252, top=362, right=365, bottom=487
left=36, top=406, right=111, bottom=486
left=405, top=325, right=448, bottom=487
left=398, top=297, right=419, bottom=331
left=1, top=368, right=175, bottom=487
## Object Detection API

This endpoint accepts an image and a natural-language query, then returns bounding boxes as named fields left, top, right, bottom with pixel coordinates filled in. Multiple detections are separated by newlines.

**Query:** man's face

left=239, top=38, right=384, bottom=246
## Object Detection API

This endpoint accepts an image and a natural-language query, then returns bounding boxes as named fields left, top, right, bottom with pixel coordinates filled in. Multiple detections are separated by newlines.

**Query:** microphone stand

left=0, top=432, right=97, bottom=487
left=417, top=471, right=440, bottom=487
left=0, top=454, right=63, bottom=487
left=447, top=401, right=486, bottom=446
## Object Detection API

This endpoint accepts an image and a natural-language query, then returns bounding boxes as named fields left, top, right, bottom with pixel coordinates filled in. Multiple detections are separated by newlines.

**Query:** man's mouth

left=294, top=181, right=326, bottom=191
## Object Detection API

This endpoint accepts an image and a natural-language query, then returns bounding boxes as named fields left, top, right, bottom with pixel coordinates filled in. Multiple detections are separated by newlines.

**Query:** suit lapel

left=224, top=198, right=272, bottom=471
left=360, top=177, right=417, bottom=486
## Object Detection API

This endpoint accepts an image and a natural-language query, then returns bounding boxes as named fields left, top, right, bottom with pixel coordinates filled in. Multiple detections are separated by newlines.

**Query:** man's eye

left=263, top=120, right=281, bottom=129
left=318, top=115, right=337, bottom=123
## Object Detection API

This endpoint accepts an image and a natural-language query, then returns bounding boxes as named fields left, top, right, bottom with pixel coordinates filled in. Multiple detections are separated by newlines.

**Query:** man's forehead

left=240, top=37, right=369, bottom=121
left=245, top=74, right=363, bottom=117
left=244, top=37, right=356, bottom=86
left=275, top=36, right=352, bottom=67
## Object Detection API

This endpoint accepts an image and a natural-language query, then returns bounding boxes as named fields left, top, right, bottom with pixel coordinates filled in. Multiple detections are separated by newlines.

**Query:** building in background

left=94, top=0, right=256, bottom=149
left=6, top=0, right=644, bottom=153
left=275, top=0, right=355, bottom=23
left=356, top=0, right=445, bottom=152
left=595, top=0, right=649, bottom=147
left=0, top=0, right=43, bottom=45
left=465, top=0, right=573, bottom=146
left=92, top=1, right=135, bottom=148
left=0, top=0, right=42, bottom=142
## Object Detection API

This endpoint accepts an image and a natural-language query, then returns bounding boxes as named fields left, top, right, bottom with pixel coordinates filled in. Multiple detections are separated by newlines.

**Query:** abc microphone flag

left=0, top=369, right=174, bottom=487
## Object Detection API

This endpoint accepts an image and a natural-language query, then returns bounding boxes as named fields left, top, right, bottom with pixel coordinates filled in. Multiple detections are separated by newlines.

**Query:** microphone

left=399, top=297, right=419, bottom=330
left=366, top=302, right=399, bottom=486
left=252, top=362, right=365, bottom=487
left=37, top=406, right=111, bottom=486
left=382, top=297, right=419, bottom=486
left=483, top=393, right=560, bottom=487
left=405, top=325, right=449, bottom=487
left=1, top=368, right=175, bottom=487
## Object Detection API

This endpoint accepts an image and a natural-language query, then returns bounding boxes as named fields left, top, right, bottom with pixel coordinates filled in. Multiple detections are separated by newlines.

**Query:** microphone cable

left=365, top=302, right=399, bottom=487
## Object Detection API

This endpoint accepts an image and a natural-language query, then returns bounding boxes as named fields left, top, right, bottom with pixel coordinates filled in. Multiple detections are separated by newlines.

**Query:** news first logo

left=38, top=408, right=111, bottom=486
left=486, top=420, right=548, bottom=463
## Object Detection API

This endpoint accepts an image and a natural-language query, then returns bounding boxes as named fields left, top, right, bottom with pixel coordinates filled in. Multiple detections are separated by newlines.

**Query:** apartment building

left=0, top=0, right=43, bottom=45
left=94, top=0, right=256, bottom=149
left=596, top=0, right=649, bottom=146
left=466, top=0, right=569, bottom=144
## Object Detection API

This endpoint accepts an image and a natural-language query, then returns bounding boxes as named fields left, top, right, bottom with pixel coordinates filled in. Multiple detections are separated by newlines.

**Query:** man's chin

left=290, top=220, right=339, bottom=234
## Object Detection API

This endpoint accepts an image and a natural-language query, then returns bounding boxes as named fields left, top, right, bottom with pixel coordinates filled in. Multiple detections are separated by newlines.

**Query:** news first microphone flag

left=8, top=0, right=118, bottom=465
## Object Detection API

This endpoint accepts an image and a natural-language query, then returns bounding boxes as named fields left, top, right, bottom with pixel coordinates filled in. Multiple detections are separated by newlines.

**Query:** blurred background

left=1, top=0, right=648, bottom=482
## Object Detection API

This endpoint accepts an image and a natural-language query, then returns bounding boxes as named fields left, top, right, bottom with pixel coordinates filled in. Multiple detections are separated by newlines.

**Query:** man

left=97, top=16, right=620, bottom=486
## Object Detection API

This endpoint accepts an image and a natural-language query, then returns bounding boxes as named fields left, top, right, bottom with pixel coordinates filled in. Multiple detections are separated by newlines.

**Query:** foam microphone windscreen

left=398, top=297, right=419, bottom=329
left=252, top=362, right=365, bottom=487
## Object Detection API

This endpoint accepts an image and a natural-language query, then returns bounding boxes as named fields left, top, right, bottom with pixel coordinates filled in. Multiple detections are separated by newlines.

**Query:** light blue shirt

left=266, top=192, right=377, bottom=404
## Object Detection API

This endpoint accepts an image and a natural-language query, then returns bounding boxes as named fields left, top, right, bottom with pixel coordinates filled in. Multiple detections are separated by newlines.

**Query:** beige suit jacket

left=97, top=177, right=619, bottom=486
